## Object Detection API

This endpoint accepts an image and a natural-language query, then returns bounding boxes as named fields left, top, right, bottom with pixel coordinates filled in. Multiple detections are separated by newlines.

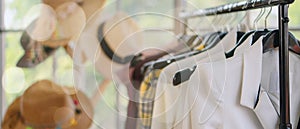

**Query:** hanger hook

left=228, top=3, right=233, bottom=12
left=264, top=6, right=272, bottom=29
left=224, top=4, right=234, bottom=31
left=209, top=11, right=219, bottom=32
left=231, top=12, right=238, bottom=25
left=253, top=8, right=262, bottom=29
left=227, top=12, right=237, bottom=31
left=259, top=7, right=266, bottom=20
left=243, top=0, right=251, bottom=9
left=211, top=12, right=217, bottom=23
left=217, top=15, right=224, bottom=30
left=221, top=5, right=230, bottom=31
left=238, top=11, right=247, bottom=24
left=268, top=0, right=273, bottom=5
left=254, top=7, right=265, bottom=30
left=252, top=0, right=257, bottom=7
left=194, top=13, right=206, bottom=33
left=215, top=6, right=227, bottom=31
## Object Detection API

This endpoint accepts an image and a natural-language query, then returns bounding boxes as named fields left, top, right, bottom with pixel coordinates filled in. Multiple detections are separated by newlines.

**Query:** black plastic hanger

left=173, top=66, right=197, bottom=86
left=141, top=32, right=218, bottom=71
left=145, top=50, right=197, bottom=70
left=250, top=7, right=269, bottom=45
left=190, top=35, right=204, bottom=49
left=158, top=33, right=211, bottom=63
left=172, top=30, right=245, bottom=86
left=202, top=32, right=228, bottom=51
left=262, top=30, right=300, bottom=54
left=226, top=6, right=269, bottom=58
left=146, top=32, right=226, bottom=70
left=225, top=30, right=256, bottom=58
left=172, top=28, right=256, bottom=86
left=179, top=35, right=198, bottom=48
left=236, top=31, right=246, bottom=44
left=251, top=28, right=270, bottom=45
left=171, top=29, right=276, bottom=86
left=191, top=31, right=220, bottom=50
left=252, top=6, right=273, bottom=45
left=171, top=3, right=272, bottom=86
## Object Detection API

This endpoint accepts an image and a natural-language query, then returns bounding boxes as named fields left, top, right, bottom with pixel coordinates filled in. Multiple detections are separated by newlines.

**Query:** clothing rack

left=178, top=0, right=295, bottom=129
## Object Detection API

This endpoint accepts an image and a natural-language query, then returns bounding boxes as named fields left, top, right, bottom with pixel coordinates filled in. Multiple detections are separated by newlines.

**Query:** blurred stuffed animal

left=1, top=80, right=94, bottom=129
left=17, top=0, right=106, bottom=68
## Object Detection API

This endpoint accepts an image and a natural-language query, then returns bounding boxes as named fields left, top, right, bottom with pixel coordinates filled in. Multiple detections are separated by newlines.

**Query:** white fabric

left=152, top=33, right=300, bottom=129
left=152, top=30, right=254, bottom=129
left=240, top=37, right=263, bottom=109
left=188, top=40, right=263, bottom=128
left=252, top=49, right=300, bottom=129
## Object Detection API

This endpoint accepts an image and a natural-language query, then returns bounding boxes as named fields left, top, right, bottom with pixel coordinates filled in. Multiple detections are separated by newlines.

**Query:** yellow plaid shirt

left=137, top=45, right=205, bottom=129
left=138, top=69, right=161, bottom=129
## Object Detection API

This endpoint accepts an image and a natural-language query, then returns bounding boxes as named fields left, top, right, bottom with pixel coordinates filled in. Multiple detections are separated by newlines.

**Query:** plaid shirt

left=138, top=69, right=161, bottom=129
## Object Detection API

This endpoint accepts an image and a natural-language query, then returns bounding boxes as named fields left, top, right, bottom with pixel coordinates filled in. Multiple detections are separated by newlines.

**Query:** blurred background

left=1, top=0, right=300, bottom=129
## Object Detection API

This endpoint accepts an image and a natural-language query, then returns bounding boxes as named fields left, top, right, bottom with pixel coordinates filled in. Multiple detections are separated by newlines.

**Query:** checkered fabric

left=138, top=69, right=161, bottom=129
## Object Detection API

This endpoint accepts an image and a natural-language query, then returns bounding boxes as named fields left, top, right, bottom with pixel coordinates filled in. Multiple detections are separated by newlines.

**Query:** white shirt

left=252, top=48, right=300, bottom=129
left=152, top=30, right=255, bottom=129
left=152, top=33, right=300, bottom=129
left=184, top=38, right=263, bottom=129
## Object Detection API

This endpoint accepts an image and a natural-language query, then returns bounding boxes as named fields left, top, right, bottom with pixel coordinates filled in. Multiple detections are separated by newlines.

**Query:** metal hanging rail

left=180, top=0, right=294, bottom=18
left=179, top=0, right=295, bottom=129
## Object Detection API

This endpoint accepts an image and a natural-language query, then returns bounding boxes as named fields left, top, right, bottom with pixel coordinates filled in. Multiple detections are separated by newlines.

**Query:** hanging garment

left=155, top=36, right=262, bottom=129
left=116, top=42, right=193, bottom=129
left=151, top=30, right=253, bottom=129
left=137, top=29, right=237, bottom=129
left=114, top=50, right=168, bottom=129
left=138, top=30, right=236, bottom=129
left=251, top=48, right=300, bottom=129
left=184, top=38, right=263, bottom=129
left=137, top=29, right=238, bottom=129
left=137, top=69, right=162, bottom=129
